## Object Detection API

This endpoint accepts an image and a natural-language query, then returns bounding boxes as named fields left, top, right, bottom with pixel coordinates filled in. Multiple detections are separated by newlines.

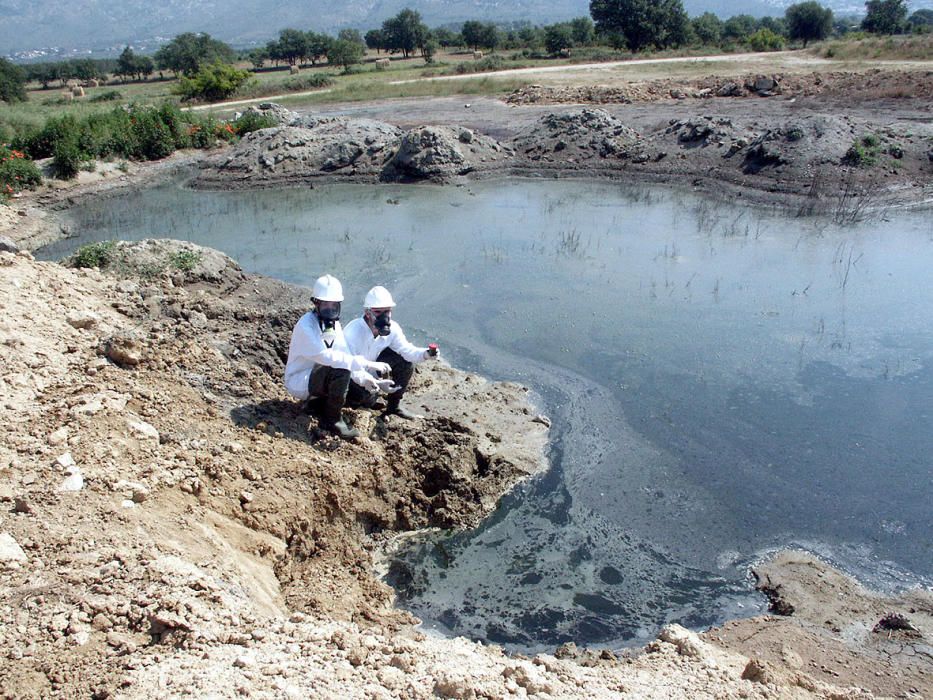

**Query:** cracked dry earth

left=0, top=239, right=930, bottom=699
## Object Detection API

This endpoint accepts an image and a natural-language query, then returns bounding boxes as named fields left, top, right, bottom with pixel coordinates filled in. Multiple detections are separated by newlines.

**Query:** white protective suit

left=284, top=311, right=372, bottom=400
left=343, top=316, right=428, bottom=389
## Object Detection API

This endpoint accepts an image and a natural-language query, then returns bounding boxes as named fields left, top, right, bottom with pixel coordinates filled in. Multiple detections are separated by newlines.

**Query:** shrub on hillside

left=0, top=146, right=42, bottom=198
left=173, top=61, right=254, bottom=102
left=748, top=28, right=786, bottom=51
left=232, top=111, right=278, bottom=135
left=282, top=73, right=335, bottom=91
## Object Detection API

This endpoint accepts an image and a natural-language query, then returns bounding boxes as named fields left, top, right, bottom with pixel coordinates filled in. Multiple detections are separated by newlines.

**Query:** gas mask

left=315, top=301, right=341, bottom=325
left=372, top=310, right=391, bottom=336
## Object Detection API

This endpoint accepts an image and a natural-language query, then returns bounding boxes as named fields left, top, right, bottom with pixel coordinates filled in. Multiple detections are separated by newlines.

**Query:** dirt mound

left=513, top=108, right=642, bottom=164
left=194, top=118, right=404, bottom=187
left=506, top=70, right=933, bottom=105
left=384, top=125, right=510, bottom=181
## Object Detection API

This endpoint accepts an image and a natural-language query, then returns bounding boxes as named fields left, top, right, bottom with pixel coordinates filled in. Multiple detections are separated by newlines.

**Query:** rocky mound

left=384, top=125, right=510, bottom=181
left=513, top=108, right=643, bottom=165
left=506, top=70, right=933, bottom=105
left=195, top=118, right=404, bottom=187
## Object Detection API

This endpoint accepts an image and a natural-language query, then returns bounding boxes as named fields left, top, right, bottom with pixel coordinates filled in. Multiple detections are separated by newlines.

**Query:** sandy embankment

left=0, top=238, right=929, bottom=699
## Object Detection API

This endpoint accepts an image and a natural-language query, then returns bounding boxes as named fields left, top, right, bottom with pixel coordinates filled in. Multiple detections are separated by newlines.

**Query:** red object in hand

left=428, top=343, right=439, bottom=356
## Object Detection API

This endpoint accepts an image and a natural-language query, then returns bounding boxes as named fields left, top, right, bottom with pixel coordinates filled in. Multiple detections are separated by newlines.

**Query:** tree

left=461, top=21, right=485, bottom=50
left=154, top=33, right=235, bottom=77
left=908, top=9, right=933, bottom=31
left=247, top=48, right=268, bottom=69
left=570, top=17, right=596, bottom=45
left=691, top=12, right=723, bottom=44
left=722, top=14, right=759, bottom=41
left=433, top=27, right=462, bottom=48
left=747, top=28, right=785, bottom=50
left=327, top=39, right=364, bottom=72
left=382, top=9, right=429, bottom=58
left=173, top=60, right=252, bottom=102
left=0, top=58, right=27, bottom=103
left=786, top=2, right=833, bottom=46
left=590, top=0, right=690, bottom=51
left=545, top=24, right=575, bottom=55
left=115, top=47, right=147, bottom=81
left=338, top=29, right=365, bottom=47
left=305, top=32, right=333, bottom=65
left=276, top=28, right=308, bottom=65
left=862, top=0, right=908, bottom=33
left=365, top=29, right=384, bottom=53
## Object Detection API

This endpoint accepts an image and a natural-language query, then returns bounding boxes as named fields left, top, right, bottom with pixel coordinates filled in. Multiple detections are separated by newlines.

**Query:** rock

left=0, top=533, right=27, bottom=562
left=750, top=75, right=777, bottom=94
left=0, top=236, right=19, bottom=253
left=13, top=497, right=33, bottom=514
left=458, top=128, right=474, bottom=144
left=92, top=613, right=113, bottom=631
left=234, top=655, right=255, bottom=668
left=717, top=82, right=742, bottom=97
left=115, top=280, right=139, bottom=294
left=433, top=672, right=476, bottom=699
left=48, top=427, right=69, bottom=446
left=71, top=631, right=90, bottom=646
left=66, top=311, right=100, bottom=330
left=127, top=419, right=159, bottom=441
left=105, top=333, right=143, bottom=367
left=742, top=658, right=779, bottom=684
left=55, top=452, right=76, bottom=469
left=658, top=624, right=705, bottom=658
left=59, top=467, right=84, bottom=492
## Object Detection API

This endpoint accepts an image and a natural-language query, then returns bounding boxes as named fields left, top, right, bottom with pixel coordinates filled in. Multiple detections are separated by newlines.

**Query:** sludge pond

left=41, top=177, right=933, bottom=651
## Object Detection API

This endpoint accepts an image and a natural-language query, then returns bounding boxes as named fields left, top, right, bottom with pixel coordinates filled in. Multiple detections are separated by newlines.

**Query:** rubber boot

left=322, top=393, right=359, bottom=439
left=385, top=394, right=419, bottom=421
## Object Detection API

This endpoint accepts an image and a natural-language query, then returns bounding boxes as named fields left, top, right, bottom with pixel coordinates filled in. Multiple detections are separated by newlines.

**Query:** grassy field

left=2, top=34, right=931, bottom=142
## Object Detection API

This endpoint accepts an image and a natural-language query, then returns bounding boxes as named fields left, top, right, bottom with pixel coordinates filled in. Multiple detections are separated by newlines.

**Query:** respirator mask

left=372, top=310, right=391, bottom=336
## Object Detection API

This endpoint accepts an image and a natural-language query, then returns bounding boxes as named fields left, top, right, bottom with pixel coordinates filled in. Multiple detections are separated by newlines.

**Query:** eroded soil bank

left=0, top=239, right=930, bottom=699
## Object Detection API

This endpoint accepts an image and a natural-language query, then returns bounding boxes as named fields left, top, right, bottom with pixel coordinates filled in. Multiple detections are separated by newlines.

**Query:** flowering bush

left=0, top=145, right=42, bottom=200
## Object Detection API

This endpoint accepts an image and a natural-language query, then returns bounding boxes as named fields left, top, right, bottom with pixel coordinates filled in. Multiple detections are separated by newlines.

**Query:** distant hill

left=2, top=0, right=931, bottom=57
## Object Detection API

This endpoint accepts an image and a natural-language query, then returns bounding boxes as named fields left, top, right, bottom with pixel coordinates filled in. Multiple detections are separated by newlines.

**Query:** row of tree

left=3, top=0, right=930, bottom=104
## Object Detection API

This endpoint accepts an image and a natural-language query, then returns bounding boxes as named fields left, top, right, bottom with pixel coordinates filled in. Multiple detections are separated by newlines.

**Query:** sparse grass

left=815, top=33, right=933, bottom=60
left=169, top=249, right=202, bottom=271
left=843, top=133, right=883, bottom=167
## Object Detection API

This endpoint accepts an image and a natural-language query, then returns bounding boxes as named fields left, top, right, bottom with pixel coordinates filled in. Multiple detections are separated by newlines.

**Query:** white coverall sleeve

left=390, top=324, right=429, bottom=364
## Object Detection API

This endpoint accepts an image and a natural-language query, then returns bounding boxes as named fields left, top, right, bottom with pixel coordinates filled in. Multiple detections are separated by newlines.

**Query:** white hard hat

left=364, top=285, right=396, bottom=309
left=312, top=274, right=344, bottom=302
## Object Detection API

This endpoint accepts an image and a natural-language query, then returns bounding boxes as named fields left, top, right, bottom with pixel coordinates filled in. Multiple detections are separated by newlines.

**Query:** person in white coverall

left=284, top=274, right=393, bottom=439
left=343, top=285, right=439, bottom=420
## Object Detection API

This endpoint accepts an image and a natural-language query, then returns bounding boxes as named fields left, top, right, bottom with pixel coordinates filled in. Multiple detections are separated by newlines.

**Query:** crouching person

left=344, top=285, right=439, bottom=420
left=284, top=274, right=392, bottom=439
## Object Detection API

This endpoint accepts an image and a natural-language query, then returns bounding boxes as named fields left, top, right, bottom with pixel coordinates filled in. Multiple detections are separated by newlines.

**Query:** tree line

left=2, top=0, right=930, bottom=105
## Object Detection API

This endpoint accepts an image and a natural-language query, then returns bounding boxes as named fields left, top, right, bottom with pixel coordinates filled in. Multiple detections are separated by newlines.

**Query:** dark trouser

left=346, top=347, right=414, bottom=411
left=308, top=365, right=351, bottom=425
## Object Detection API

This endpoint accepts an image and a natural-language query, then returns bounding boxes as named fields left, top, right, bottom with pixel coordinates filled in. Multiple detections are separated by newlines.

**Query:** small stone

left=0, top=533, right=27, bottom=562
left=55, top=452, right=76, bottom=469
left=234, top=655, right=255, bottom=668
left=71, top=631, right=91, bottom=646
left=48, top=427, right=69, bottom=446
left=92, top=614, right=113, bottom=631
left=127, top=420, right=159, bottom=441
left=59, top=467, right=84, bottom=492
left=66, top=311, right=100, bottom=330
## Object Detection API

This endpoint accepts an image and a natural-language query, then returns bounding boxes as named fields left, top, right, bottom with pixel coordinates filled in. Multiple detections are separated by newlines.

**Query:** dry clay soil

left=1, top=64, right=933, bottom=699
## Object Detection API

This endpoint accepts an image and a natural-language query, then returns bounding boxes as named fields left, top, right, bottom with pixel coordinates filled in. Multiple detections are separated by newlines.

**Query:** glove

left=365, top=361, right=391, bottom=378
left=423, top=347, right=440, bottom=360
left=358, top=373, right=380, bottom=393
left=375, top=379, right=398, bottom=393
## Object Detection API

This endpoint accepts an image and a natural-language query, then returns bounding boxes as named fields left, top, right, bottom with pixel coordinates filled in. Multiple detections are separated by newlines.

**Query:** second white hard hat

left=364, top=285, right=396, bottom=309
left=312, top=274, right=344, bottom=302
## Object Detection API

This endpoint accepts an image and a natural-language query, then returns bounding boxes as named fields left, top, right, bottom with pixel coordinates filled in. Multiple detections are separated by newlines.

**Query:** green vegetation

left=817, top=31, right=933, bottom=59
left=72, top=241, right=117, bottom=268
left=115, top=47, right=154, bottom=82
left=0, top=146, right=42, bottom=199
left=154, top=32, right=236, bottom=77
left=863, top=0, right=908, bottom=34
left=786, top=1, right=834, bottom=46
left=282, top=73, right=335, bottom=91
left=231, top=111, right=278, bottom=135
left=11, top=104, right=238, bottom=178
left=747, top=28, right=785, bottom=51
left=173, top=61, right=254, bottom=102
left=590, top=0, right=690, bottom=51
left=0, top=58, right=27, bottom=103
left=844, top=133, right=883, bottom=166
left=89, top=90, right=124, bottom=103
left=169, top=249, right=202, bottom=271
